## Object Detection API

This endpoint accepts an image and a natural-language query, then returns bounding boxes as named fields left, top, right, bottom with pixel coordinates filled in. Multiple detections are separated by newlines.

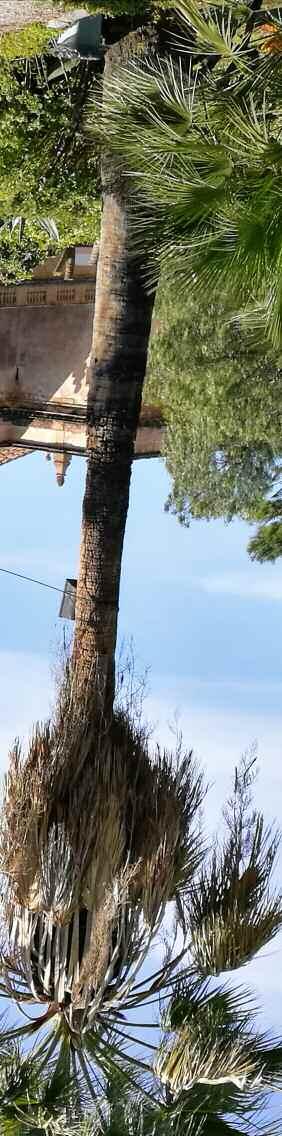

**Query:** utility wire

left=0, top=566, right=64, bottom=595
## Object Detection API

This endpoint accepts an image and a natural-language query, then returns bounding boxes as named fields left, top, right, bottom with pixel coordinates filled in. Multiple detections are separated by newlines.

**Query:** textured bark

left=73, top=34, right=156, bottom=712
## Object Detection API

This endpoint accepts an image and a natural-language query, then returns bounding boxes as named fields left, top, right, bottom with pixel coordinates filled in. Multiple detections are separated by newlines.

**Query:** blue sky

left=1, top=449, right=282, bottom=1038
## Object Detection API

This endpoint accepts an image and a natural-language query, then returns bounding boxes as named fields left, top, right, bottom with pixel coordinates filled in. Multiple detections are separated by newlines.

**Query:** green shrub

left=0, top=230, right=44, bottom=284
left=0, top=24, right=52, bottom=61
left=0, top=56, right=100, bottom=281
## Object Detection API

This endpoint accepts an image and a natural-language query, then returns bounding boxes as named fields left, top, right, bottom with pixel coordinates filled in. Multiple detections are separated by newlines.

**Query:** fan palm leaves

left=186, top=754, right=282, bottom=974
left=171, top=0, right=254, bottom=68
left=87, top=0, right=282, bottom=345
left=156, top=976, right=282, bottom=1127
left=0, top=1033, right=84, bottom=1135
left=0, top=1033, right=157, bottom=1136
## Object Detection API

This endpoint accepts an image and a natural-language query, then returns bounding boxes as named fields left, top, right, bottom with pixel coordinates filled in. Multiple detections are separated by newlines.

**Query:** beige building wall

left=0, top=256, right=165, bottom=484
left=0, top=282, right=95, bottom=411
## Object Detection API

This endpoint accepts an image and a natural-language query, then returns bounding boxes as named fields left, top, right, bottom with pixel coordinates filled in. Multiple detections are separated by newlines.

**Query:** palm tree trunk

left=73, top=39, right=156, bottom=713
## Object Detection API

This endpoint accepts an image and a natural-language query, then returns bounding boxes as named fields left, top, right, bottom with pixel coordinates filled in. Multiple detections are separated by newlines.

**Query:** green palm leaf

left=0, top=1037, right=80, bottom=1136
left=87, top=4, right=282, bottom=344
left=173, top=0, right=251, bottom=70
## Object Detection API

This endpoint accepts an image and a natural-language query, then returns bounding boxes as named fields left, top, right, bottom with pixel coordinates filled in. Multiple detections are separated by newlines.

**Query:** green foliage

left=0, top=229, right=45, bottom=283
left=247, top=495, right=282, bottom=560
left=0, top=56, right=100, bottom=279
left=88, top=1, right=282, bottom=346
left=248, top=519, right=282, bottom=561
left=155, top=758, right=282, bottom=1122
left=72, top=0, right=154, bottom=11
left=0, top=1038, right=82, bottom=1135
left=146, top=284, right=282, bottom=525
left=0, top=24, right=53, bottom=60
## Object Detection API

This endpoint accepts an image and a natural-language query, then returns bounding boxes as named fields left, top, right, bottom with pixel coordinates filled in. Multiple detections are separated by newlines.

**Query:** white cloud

left=199, top=570, right=282, bottom=602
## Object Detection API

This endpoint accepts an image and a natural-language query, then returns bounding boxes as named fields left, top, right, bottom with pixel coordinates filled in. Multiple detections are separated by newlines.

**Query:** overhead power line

left=0, top=566, right=64, bottom=595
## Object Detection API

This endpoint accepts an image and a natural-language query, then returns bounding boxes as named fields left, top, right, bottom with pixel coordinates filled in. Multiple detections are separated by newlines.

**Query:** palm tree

left=0, top=18, right=169, bottom=1101
left=86, top=0, right=282, bottom=347
left=0, top=17, right=165, bottom=1087
left=0, top=732, right=281, bottom=1109
left=0, top=666, right=205, bottom=1083
left=3, top=7, right=282, bottom=1110
left=156, top=977, right=282, bottom=1133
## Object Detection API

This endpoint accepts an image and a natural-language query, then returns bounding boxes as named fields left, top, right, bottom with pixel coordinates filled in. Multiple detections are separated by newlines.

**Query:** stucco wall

left=0, top=302, right=94, bottom=409
left=0, top=283, right=165, bottom=463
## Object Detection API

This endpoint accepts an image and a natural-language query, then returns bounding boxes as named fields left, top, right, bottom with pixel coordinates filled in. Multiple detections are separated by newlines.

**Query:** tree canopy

left=0, top=48, right=100, bottom=279
left=247, top=494, right=282, bottom=561
left=0, top=0, right=173, bottom=280
left=0, top=747, right=281, bottom=1130
left=146, top=284, right=282, bottom=525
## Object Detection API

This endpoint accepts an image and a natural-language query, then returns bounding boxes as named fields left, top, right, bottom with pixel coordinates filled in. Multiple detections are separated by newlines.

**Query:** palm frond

left=186, top=754, right=282, bottom=972
left=86, top=13, right=282, bottom=344
left=173, top=0, right=251, bottom=71
left=0, top=1034, right=83, bottom=1136
left=156, top=975, right=282, bottom=1099
left=190, top=902, right=282, bottom=974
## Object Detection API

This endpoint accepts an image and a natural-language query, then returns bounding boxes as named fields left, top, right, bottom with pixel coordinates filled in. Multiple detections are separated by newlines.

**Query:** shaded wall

left=0, top=286, right=95, bottom=411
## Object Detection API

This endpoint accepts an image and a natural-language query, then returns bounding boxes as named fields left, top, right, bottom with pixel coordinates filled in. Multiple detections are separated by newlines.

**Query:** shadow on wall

left=0, top=246, right=99, bottom=409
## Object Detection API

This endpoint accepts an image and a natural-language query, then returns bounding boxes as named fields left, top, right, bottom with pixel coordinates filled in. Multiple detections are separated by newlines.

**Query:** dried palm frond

left=9, top=866, right=144, bottom=1023
left=187, top=754, right=282, bottom=972
left=0, top=671, right=205, bottom=927
left=157, top=1024, right=258, bottom=1094
left=256, top=22, right=282, bottom=54
left=190, top=902, right=282, bottom=975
